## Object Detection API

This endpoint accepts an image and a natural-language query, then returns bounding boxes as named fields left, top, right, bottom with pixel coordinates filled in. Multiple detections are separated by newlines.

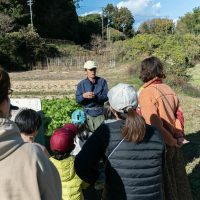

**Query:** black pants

left=83, top=185, right=102, bottom=200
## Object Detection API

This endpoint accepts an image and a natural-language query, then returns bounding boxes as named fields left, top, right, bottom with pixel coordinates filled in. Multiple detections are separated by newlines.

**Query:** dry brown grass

left=10, top=64, right=133, bottom=98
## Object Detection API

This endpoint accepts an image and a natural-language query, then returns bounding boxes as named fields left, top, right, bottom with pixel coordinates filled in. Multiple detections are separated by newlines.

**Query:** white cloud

left=117, top=0, right=161, bottom=15
left=116, top=0, right=162, bottom=29
left=117, top=0, right=151, bottom=14
left=152, top=2, right=161, bottom=10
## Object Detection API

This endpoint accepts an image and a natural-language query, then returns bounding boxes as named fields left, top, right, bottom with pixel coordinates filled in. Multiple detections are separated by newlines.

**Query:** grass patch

left=181, top=83, right=200, bottom=98
left=188, top=64, right=200, bottom=87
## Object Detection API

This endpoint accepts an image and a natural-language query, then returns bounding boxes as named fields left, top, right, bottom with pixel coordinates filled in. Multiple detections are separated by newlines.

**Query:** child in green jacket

left=50, top=123, right=87, bottom=200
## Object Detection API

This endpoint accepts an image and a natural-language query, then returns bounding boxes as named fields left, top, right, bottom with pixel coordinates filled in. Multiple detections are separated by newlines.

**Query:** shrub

left=117, top=34, right=162, bottom=61
left=0, top=26, right=59, bottom=70
left=154, top=35, right=186, bottom=66
left=164, top=62, right=189, bottom=87
left=109, top=28, right=126, bottom=42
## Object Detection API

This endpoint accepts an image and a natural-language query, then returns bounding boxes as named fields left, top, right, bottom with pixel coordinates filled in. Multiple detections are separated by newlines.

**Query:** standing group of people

left=74, top=57, right=192, bottom=200
left=0, top=56, right=192, bottom=200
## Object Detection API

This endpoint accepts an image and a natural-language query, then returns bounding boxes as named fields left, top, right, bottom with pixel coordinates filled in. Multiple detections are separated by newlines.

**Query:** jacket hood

left=0, top=118, right=24, bottom=161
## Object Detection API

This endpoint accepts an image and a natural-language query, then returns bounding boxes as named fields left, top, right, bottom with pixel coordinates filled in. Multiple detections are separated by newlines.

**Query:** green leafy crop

left=42, top=98, right=81, bottom=136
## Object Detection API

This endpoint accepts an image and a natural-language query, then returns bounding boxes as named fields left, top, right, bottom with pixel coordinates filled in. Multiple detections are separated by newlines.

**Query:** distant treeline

left=0, top=1, right=200, bottom=70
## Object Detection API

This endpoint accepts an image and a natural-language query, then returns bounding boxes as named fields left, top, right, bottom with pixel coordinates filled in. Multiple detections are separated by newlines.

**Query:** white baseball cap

left=108, top=83, right=138, bottom=113
left=84, top=60, right=98, bottom=69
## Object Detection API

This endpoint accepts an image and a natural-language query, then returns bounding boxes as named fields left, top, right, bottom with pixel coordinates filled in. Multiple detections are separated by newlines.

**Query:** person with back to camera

left=70, top=109, right=91, bottom=156
left=138, top=56, right=192, bottom=200
left=71, top=109, right=104, bottom=200
left=74, top=83, right=165, bottom=200
left=0, top=67, right=62, bottom=200
left=76, top=60, right=108, bottom=132
left=50, top=123, right=88, bottom=200
left=15, top=108, right=50, bottom=157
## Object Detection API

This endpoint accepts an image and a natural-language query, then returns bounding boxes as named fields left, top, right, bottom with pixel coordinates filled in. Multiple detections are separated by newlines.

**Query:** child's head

left=15, top=108, right=42, bottom=142
left=50, top=123, right=77, bottom=160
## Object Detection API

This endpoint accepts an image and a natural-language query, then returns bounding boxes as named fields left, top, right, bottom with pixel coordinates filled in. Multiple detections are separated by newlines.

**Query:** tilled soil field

left=9, top=65, right=131, bottom=98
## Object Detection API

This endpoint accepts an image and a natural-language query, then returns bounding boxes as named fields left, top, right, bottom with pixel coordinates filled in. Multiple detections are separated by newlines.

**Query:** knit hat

left=50, top=123, right=77, bottom=153
left=84, top=60, right=98, bottom=69
left=71, top=109, right=86, bottom=125
left=107, top=83, right=138, bottom=113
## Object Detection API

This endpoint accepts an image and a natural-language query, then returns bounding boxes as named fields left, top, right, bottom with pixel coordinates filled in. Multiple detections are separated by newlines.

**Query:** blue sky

left=77, top=0, right=200, bottom=28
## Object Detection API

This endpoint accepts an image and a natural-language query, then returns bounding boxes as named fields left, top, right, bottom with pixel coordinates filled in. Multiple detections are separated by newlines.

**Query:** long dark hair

left=139, top=56, right=166, bottom=83
left=122, top=108, right=146, bottom=143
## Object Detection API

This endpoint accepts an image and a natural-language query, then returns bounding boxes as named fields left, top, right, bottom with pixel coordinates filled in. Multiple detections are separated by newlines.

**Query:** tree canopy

left=0, top=0, right=80, bottom=41
left=138, top=18, right=174, bottom=34
left=176, top=7, right=200, bottom=35
left=79, top=13, right=102, bottom=44
left=103, top=3, right=134, bottom=37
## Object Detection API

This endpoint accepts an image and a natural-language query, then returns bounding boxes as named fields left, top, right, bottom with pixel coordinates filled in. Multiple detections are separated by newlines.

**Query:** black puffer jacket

left=75, top=120, right=165, bottom=200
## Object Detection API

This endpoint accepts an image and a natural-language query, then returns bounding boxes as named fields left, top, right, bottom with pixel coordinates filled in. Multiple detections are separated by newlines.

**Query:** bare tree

left=90, top=34, right=106, bottom=54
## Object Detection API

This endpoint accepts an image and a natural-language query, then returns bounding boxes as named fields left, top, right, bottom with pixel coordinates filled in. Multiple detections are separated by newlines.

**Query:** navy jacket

left=75, top=121, right=165, bottom=200
left=76, top=77, right=108, bottom=117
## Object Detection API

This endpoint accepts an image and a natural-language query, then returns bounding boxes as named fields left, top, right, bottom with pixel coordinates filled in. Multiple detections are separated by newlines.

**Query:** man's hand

left=83, top=92, right=95, bottom=99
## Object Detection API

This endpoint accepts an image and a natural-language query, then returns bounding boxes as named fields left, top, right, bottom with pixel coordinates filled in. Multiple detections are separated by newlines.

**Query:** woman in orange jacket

left=138, top=56, right=192, bottom=200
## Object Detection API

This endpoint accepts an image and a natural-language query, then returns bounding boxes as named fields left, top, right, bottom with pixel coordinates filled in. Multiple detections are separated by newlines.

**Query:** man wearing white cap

left=76, top=60, right=108, bottom=132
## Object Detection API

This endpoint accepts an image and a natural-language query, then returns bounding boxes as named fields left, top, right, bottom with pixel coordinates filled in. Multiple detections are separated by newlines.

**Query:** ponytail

left=122, top=108, right=146, bottom=143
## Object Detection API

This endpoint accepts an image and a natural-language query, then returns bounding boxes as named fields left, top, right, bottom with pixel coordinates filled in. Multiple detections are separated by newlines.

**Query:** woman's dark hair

left=104, top=102, right=116, bottom=120
left=0, top=67, right=11, bottom=104
left=139, top=56, right=166, bottom=83
left=122, top=108, right=146, bottom=143
left=15, top=109, right=42, bottom=135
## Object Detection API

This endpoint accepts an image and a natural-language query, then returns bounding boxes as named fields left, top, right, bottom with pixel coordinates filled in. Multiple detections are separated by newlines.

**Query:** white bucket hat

left=108, top=83, right=138, bottom=113
left=84, top=60, right=98, bottom=69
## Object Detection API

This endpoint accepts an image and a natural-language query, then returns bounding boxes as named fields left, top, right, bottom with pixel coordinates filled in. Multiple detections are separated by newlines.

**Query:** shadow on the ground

left=188, top=162, right=200, bottom=200
left=182, top=130, right=200, bottom=200
left=182, top=130, right=200, bottom=163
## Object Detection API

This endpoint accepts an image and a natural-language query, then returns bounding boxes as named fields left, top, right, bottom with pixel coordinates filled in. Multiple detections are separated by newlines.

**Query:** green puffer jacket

left=50, top=155, right=86, bottom=200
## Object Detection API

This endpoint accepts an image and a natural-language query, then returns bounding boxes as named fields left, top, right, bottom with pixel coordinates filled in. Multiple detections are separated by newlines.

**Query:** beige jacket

left=139, top=78, right=184, bottom=146
left=0, top=118, right=62, bottom=200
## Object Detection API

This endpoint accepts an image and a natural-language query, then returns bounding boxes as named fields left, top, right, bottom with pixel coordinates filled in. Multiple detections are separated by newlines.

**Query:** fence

left=34, top=53, right=116, bottom=71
